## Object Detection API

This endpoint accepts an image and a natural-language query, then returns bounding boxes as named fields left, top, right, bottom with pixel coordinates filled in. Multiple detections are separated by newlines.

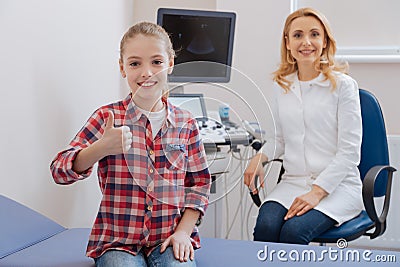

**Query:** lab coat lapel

left=285, top=73, right=307, bottom=172
left=290, top=73, right=302, bottom=103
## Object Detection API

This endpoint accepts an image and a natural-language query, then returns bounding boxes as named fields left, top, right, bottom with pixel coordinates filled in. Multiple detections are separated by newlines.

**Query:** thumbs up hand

left=100, top=111, right=133, bottom=155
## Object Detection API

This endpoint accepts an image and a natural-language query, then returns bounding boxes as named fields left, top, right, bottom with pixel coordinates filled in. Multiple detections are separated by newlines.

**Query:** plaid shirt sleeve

left=50, top=107, right=106, bottom=184
left=184, top=119, right=211, bottom=216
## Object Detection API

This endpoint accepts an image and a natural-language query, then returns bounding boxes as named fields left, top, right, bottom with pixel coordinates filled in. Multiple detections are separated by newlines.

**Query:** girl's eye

left=129, top=62, right=140, bottom=67
left=153, top=60, right=163, bottom=65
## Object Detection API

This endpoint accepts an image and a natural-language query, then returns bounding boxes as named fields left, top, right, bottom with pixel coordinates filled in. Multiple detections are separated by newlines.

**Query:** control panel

left=199, top=120, right=252, bottom=146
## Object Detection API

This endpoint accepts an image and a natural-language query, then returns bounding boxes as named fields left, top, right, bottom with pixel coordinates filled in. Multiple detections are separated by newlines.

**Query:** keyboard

left=225, top=126, right=251, bottom=145
left=199, top=121, right=251, bottom=145
left=200, top=127, right=226, bottom=144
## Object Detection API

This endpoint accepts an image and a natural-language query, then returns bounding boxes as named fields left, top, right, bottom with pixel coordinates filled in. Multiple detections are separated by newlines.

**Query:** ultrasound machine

left=168, top=93, right=252, bottom=147
left=168, top=93, right=254, bottom=199
left=158, top=8, right=259, bottom=179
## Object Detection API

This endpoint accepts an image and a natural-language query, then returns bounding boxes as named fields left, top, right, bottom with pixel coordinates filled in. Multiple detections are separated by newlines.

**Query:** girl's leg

left=279, top=209, right=336, bottom=244
left=253, top=201, right=287, bottom=242
left=147, top=245, right=196, bottom=267
left=95, top=249, right=147, bottom=267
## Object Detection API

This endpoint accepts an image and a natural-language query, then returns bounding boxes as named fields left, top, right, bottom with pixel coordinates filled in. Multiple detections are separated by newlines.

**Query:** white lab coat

left=261, top=72, right=363, bottom=225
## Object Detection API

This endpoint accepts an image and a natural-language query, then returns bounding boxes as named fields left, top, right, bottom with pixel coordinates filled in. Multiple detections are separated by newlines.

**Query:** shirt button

left=146, top=243, right=150, bottom=247
left=147, top=205, right=153, bottom=211
left=148, top=187, right=152, bottom=192
left=149, top=168, right=154, bottom=173
left=149, top=150, right=154, bottom=155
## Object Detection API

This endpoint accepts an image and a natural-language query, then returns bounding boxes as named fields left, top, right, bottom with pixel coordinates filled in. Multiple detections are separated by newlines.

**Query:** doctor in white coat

left=244, top=7, right=363, bottom=244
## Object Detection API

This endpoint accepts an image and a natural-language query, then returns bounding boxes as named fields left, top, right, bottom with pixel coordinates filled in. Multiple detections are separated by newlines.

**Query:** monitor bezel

left=157, top=8, right=236, bottom=83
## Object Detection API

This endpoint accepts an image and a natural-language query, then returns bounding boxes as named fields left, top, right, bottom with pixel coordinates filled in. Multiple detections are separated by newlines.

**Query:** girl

left=51, top=22, right=211, bottom=266
left=244, top=8, right=363, bottom=244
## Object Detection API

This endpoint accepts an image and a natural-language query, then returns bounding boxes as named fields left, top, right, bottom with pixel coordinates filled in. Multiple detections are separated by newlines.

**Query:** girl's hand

left=160, top=230, right=194, bottom=262
left=244, top=153, right=268, bottom=193
left=71, top=111, right=132, bottom=173
left=99, top=111, right=132, bottom=156
left=284, top=185, right=328, bottom=220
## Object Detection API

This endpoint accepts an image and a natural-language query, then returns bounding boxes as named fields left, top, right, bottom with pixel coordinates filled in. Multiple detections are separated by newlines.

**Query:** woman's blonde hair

left=119, top=21, right=175, bottom=101
left=273, top=7, right=348, bottom=92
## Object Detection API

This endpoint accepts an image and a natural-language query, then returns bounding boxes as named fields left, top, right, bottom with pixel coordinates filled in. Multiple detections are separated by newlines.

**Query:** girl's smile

left=137, top=80, right=158, bottom=89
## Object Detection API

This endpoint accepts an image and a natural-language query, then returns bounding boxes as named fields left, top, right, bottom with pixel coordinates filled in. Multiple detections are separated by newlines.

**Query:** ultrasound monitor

left=168, top=94, right=208, bottom=122
left=157, top=8, right=236, bottom=83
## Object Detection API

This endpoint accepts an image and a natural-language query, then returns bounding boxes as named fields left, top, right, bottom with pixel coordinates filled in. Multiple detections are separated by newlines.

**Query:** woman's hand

left=160, top=230, right=194, bottom=262
left=284, top=185, right=328, bottom=220
left=244, top=153, right=268, bottom=194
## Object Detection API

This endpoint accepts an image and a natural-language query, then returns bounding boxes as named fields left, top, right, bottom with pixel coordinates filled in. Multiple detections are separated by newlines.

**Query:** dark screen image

left=161, top=14, right=233, bottom=80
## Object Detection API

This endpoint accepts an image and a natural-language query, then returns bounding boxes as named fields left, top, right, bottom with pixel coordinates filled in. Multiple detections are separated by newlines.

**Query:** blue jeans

left=253, top=201, right=336, bottom=244
left=95, top=245, right=196, bottom=267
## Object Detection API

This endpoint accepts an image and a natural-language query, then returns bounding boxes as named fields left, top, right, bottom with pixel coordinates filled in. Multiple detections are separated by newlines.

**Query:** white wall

left=0, top=0, right=135, bottom=227
left=132, top=0, right=216, bottom=23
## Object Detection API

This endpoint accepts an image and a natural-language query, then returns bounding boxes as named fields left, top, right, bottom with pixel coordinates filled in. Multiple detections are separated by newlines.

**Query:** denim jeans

left=253, top=201, right=336, bottom=244
left=95, top=245, right=196, bottom=267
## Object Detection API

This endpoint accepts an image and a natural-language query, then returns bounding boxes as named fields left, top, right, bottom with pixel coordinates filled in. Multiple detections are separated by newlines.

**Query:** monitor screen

left=168, top=94, right=207, bottom=121
left=157, top=8, right=236, bottom=83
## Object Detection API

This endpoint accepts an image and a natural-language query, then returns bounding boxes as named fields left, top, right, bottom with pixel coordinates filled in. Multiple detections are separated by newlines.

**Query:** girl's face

left=119, top=34, right=173, bottom=104
left=286, top=16, right=326, bottom=68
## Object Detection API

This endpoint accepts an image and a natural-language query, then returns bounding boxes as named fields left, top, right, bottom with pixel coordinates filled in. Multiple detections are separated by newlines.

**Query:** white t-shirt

left=137, top=104, right=167, bottom=138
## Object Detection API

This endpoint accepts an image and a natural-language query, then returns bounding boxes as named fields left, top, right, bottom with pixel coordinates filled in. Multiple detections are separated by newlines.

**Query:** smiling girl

left=51, top=22, right=211, bottom=266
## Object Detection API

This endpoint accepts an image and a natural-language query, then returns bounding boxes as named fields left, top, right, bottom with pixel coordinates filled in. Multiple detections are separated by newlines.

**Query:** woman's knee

left=279, top=210, right=336, bottom=245
left=253, top=201, right=286, bottom=242
left=279, top=220, right=310, bottom=244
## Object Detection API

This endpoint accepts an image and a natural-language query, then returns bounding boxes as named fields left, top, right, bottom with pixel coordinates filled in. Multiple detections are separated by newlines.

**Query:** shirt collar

left=289, top=72, right=331, bottom=88
left=122, top=94, right=142, bottom=123
left=122, top=94, right=177, bottom=128
left=166, top=100, right=178, bottom=128
left=285, top=72, right=331, bottom=102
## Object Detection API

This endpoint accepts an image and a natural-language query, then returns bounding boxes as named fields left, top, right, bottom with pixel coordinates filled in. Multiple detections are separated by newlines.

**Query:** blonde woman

left=244, top=8, right=363, bottom=244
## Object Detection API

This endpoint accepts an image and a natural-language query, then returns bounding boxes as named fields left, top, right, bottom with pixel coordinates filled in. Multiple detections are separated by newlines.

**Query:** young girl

left=51, top=22, right=211, bottom=266
left=244, top=8, right=363, bottom=244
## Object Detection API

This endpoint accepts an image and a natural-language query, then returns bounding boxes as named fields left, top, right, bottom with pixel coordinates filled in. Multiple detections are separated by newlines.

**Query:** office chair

left=249, top=88, right=397, bottom=244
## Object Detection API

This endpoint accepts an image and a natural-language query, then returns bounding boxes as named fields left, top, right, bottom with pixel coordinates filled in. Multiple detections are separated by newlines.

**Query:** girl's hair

left=119, top=21, right=175, bottom=61
left=273, top=7, right=348, bottom=92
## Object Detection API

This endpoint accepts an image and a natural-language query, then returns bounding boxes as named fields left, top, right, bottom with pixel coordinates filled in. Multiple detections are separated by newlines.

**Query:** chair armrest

left=362, top=165, right=397, bottom=239
left=249, top=159, right=283, bottom=207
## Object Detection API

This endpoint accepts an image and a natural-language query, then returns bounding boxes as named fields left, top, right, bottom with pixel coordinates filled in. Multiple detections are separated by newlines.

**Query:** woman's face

left=286, top=16, right=327, bottom=68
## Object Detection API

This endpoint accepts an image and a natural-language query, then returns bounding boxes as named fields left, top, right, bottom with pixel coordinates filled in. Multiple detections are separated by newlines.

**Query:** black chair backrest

left=358, top=89, right=389, bottom=197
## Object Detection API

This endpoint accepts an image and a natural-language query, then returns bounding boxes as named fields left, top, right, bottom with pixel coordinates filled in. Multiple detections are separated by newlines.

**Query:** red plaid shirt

left=50, top=94, right=211, bottom=258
